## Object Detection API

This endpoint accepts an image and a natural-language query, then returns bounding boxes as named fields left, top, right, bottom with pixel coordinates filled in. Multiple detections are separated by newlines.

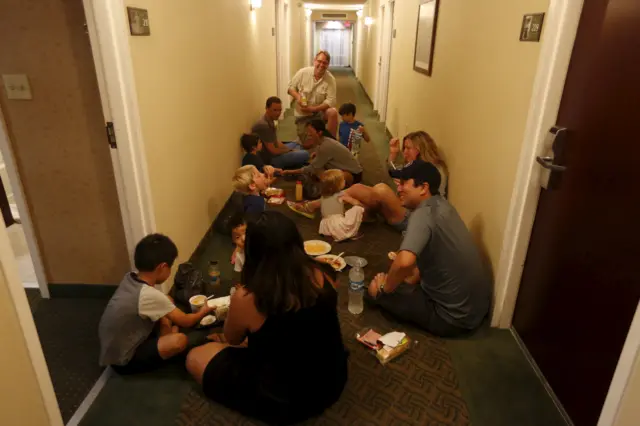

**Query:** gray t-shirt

left=251, top=115, right=278, bottom=164
left=302, top=137, right=363, bottom=175
left=321, top=193, right=344, bottom=217
left=399, top=196, right=491, bottom=329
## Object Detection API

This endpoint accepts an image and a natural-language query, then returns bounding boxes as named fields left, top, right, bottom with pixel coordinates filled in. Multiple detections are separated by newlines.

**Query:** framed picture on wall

left=413, top=0, right=440, bottom=76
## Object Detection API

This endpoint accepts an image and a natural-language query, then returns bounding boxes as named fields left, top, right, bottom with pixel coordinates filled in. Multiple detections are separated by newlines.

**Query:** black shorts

left=111, top=336, right=165, bottom=375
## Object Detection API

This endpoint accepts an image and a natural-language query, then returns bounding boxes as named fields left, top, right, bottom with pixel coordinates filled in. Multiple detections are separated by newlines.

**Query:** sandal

left=287, top=201, right=315, bottom=219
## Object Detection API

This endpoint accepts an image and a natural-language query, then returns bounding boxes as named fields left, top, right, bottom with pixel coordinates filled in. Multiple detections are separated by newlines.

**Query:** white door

left=318, top=27, right=351, bottom=67
left=376, top=1, right=395, bottom=122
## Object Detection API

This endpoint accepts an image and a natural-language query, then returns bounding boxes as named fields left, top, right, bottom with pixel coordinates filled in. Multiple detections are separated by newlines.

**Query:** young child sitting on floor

left=338, top=103, right=370, bottom=159
left=232, top=165, right=269, bottom=214
left=98, top=234, right=215, bottom=374
left=229, top=213, right=246, bottom=273
left=240, top=133, right=282, bottom=185
left=318, top=169, right=364, bottom=242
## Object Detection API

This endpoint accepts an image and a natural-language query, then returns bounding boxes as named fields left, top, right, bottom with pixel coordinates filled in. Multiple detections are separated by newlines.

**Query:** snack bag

left=355, top=327, right=415, bottom=365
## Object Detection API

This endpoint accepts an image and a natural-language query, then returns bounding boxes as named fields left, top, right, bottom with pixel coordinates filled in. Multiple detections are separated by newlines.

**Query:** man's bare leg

left=372, top=183, right=407, bottom=225
left=323, top=108, right=338, bottom=138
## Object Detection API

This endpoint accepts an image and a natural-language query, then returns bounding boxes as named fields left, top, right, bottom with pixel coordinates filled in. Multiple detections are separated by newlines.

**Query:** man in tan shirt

left=288, top=50, right=338, bottom=140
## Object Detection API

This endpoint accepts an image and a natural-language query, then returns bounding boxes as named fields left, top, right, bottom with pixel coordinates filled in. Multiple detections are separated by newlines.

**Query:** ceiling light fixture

left=250, top=0, right=262, bottom=10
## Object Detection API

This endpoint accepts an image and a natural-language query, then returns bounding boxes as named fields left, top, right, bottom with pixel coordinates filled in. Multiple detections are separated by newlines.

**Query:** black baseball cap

left=389, top=160, right=441, bottom=195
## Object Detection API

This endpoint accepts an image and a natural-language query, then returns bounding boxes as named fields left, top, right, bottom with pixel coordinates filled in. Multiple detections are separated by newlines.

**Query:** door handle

left=536, top=156, right=566, bottom=172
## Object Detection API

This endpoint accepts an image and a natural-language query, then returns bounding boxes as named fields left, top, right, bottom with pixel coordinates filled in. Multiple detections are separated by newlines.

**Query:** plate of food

left=199, top=315, right=217, bottom=327
left=304, top=240, right=332, bottom=256
left=264, top=187, right=284, bottom=197
left=315, top=254, right=346, bottom=271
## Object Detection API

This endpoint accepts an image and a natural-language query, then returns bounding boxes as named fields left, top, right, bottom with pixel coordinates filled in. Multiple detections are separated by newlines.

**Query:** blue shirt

left=338, top=120, right=363, bottom=148
left=244, top=194, right=266, bottom=214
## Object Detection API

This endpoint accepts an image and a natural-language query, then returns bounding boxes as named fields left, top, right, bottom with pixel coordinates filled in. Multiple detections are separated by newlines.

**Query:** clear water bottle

left=348, top=259, right=365, bottom=315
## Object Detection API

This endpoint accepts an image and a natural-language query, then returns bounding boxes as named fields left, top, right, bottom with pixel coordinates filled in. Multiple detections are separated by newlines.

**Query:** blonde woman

left=388, top=131, right=448, bottom=197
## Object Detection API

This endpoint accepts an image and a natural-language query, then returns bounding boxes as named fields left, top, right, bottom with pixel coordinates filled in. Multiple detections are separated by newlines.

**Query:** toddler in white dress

left=318, top=169, right=364, bottom=242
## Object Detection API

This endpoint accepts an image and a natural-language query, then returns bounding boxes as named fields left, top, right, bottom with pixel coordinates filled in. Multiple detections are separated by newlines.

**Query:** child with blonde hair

left=318, top=169, right=364, bottom=241
left=232, top=165, right=268, bottom=214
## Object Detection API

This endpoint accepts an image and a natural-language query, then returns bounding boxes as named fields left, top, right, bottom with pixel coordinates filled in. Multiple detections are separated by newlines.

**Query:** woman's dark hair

left=134, top=233, right=178, bottom=272
left=242, top=211, right=323, bottom=316
left=240, top=133, right=260, bottom=153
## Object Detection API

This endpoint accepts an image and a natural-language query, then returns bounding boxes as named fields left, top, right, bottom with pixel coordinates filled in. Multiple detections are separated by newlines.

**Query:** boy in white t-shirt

left=98, top=234, right=214, bottom=374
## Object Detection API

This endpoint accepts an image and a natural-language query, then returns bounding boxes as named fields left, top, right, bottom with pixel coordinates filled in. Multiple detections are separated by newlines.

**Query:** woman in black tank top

left=186, top=211, right=348, bottom=425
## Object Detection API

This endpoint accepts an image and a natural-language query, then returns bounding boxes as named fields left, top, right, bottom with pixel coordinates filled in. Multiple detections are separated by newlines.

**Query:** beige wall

left=615, top=350, right=640, bottom=425
left=0, top=0, right=129, bottom=285
left=360, top=0, right=548, bottom=306
left=0, top=276, right=51, bottom=426
left=126, top=0, right=277, bottom=275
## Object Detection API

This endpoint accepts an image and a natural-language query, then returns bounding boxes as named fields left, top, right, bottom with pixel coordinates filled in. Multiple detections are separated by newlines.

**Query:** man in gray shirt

left=283, top=119, right=363, bottom=184
left=367, top=160, right=491, bottom=336
left=251, top=96, right=309, bottom=169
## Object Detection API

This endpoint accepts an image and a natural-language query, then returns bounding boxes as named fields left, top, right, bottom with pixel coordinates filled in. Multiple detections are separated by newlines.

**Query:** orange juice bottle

left=295, top=181, right=303, bottom=201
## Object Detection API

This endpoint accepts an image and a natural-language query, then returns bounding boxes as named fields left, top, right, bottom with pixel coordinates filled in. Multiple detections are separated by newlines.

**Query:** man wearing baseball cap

left=367, top=160, right=491, bottom=336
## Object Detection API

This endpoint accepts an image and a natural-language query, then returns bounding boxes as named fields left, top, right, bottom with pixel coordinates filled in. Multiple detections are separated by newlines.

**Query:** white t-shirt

left=234, top=249, right=245, bottom=273
left=138, top=285, right=176, bottom=321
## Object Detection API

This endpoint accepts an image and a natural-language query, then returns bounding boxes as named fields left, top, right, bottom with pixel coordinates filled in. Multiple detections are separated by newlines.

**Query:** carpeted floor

left=26, top=288, right=108, bottom=423
left=79, top=68, right=567, bottom=426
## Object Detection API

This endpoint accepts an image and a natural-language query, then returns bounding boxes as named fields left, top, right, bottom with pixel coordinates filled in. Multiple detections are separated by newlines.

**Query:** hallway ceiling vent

left=322, top=13, right=347, bottom=18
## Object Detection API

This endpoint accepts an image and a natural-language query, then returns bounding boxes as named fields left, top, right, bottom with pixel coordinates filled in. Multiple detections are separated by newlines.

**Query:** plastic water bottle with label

left=348, top=259, right=365, bottom=315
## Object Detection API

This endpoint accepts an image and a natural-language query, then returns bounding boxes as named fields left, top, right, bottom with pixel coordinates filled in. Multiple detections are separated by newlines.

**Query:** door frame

left=2, top=1, right=154, bottom=423
left=375, top=0, right=394, bottom=122
left=83, top=0, right=156, bottom=253
left=275, top=0, right=292, bottom=111
left=0, top=216, right=63, bottom=425
left=493, top=0, right=640, bottom=423
left=0, top=111, right=49, bottom=298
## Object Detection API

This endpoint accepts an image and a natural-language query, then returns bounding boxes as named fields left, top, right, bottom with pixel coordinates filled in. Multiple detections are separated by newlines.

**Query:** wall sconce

left=356, top=10, right=363, bottom=18
left=364, top=16, right=374, bottom=26
left=305, top=8, right=312, bottom=17
left=250, top=0, right=262, bottom=10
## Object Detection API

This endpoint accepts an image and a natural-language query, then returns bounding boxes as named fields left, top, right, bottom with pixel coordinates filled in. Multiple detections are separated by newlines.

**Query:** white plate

left=315, top=254, right=347, bottom=271
left=304, top=240, right=332, bottom=256
left=207, top=295, right=231, bottom=308
left=344, top=256, right=368, bottom=268
left=199, top=315, right=216, bottom=326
